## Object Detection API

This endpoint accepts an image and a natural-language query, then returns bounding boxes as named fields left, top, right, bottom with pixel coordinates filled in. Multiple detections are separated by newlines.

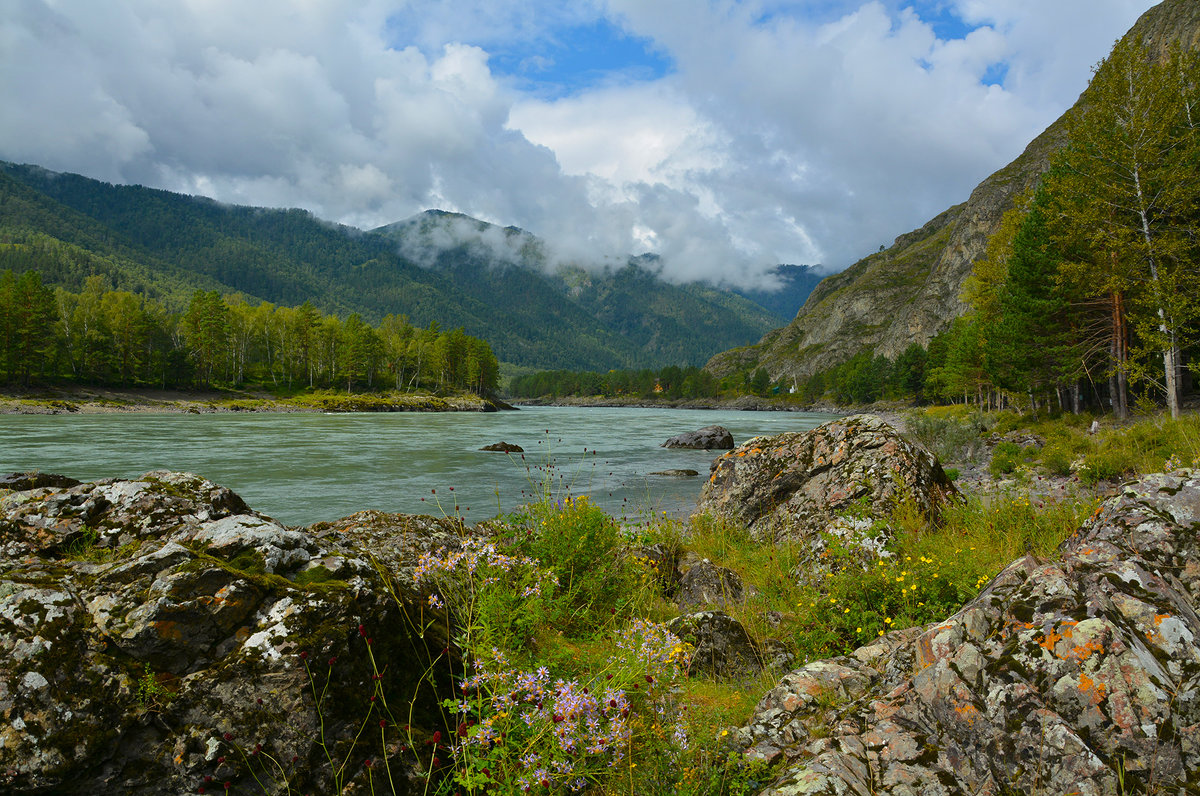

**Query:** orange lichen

left=1062, top=638, right=1104, bottom=664
left=1079, top=673, right=1107, bottom=704
left=154, top=620, right=183, bottom=641
left=954, top=703, right=980, bottom=727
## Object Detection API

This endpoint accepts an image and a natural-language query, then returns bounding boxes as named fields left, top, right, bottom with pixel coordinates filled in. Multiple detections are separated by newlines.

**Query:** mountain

left=0, top=163, right=782, bottom=371
left=706, top=0, right=1200, bottom=383
left=729, top=264, right=823, bottom=322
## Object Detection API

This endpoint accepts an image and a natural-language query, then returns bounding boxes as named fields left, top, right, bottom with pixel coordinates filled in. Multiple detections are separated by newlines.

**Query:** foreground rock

left=696, top=414, right=956, bottom=542
left=739, top=471, right=1200, bottom=795
left=663, top=425, right=735, bottom=449
left=668, top=611, right=764, bottom=680
left=0, top=471, right=471, bottom=795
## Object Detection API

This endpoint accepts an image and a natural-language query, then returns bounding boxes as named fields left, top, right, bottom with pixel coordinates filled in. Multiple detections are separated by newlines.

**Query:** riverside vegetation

left=212, top=410, right=1195, bottom=792
left=2, top=407, right=1198, bottom=794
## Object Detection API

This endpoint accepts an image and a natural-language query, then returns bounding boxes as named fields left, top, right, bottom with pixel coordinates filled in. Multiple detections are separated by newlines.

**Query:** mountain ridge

left=0, top=162, right=788, bottom=371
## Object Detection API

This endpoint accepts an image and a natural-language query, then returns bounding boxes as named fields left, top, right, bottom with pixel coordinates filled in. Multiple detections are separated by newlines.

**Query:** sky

left=0, top=0, right=1160, bottom=289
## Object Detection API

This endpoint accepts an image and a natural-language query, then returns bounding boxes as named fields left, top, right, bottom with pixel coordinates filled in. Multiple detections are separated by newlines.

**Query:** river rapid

left=0, top=405, right=836, bottom=526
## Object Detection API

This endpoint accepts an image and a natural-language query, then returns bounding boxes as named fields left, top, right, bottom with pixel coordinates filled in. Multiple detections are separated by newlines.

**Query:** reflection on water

left=0, top=405, right=834, bottom=526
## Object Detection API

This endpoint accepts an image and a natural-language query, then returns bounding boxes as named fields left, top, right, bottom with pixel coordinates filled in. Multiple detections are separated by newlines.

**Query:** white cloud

left=0, top=0, right=1159, bottom=288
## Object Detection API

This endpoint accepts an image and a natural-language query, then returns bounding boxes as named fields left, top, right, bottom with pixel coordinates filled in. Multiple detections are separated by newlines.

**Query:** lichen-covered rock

left=663, top=425, right=735, bottom=449
left=0, top=472, right=476, bottom=795
left=669, top=611, right=764, bottom=680
left=739, top=471, right=1200, bottom=795
left=675, top=558, right=747, bottom=609
left=695, top=415, right=957, bottom=542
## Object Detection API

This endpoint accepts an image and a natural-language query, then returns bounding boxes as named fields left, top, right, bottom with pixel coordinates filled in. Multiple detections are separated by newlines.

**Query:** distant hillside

left=0, top=163, right=783, bottom=371
left=707, top=0, right=1200, bottom=383
left=729, top=264, right=823, bottom=322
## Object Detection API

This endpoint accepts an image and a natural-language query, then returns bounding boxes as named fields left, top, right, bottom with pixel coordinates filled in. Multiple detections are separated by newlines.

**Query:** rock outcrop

left=663, top=425, right=735, bottom=450
left=695, top=415, right=956, bottom=543
left=0, top=471, right=470, bottom=795
left=739, top=471, right=1200, bottom=795
left=675, top=559, right=747, bottom=609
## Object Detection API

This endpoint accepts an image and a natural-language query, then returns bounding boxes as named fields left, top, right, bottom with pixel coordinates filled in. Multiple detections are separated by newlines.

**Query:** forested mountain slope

left=0, top=164, right=781, bottom=370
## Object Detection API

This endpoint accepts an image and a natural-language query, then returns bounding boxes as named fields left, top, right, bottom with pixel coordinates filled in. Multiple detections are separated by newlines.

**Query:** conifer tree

left=1046, top=39, right=1200, bottom=417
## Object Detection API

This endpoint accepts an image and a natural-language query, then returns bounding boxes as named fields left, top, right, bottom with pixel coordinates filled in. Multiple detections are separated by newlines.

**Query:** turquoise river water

left=0, top=405, right=835, bottom=526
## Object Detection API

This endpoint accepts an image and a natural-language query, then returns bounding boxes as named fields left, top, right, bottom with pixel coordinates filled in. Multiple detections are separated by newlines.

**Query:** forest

left=0, top=270, right=500, bottom=394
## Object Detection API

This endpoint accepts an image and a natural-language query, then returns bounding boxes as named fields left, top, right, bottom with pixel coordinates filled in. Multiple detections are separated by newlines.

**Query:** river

left=0, top=405, right=836, bottom=526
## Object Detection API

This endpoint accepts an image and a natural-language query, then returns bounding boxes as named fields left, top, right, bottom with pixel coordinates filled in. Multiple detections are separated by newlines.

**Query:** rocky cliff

left=707, top=0, right=1200, bottom=383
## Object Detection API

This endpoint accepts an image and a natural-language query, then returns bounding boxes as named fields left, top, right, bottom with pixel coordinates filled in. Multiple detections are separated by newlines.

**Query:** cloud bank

left=0, top=0, right=1156, bottom=288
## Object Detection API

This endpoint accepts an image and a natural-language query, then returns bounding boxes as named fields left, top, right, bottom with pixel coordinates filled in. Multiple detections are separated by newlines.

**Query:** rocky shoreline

left=0, top=386, right=514, bottom=415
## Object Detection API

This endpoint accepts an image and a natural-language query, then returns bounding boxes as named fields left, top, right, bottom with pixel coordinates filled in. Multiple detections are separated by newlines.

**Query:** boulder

left=739, top=471, right=1200, bottom=795
left=0, top=471, right=475, bottom=795
left=695, top=414, right=957, bottom=542
left=674, top=558, right=746, bottom=609
left=650, top=469, right=699, bottom=477
left=479, top=441, right=523, bottom=453
left=668, top=611, right=763, bottom=680
left=662, top=425, right=735, bottom=450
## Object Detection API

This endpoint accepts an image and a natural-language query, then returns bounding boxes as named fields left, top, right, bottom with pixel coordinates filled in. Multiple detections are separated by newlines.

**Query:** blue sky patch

left=906, top=1, right=977, bottom=41
left=487, top=18, right=674, bottom=98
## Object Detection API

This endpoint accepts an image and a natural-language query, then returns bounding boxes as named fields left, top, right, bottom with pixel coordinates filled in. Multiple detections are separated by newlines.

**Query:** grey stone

left=663, top=425, right=735, bottom=449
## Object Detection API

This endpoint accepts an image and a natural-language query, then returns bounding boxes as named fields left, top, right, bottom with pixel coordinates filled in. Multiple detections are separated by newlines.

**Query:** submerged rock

left=695, top=414, right=956, bottom=543
left=0, top=472, right=473, bottom=795
left=740, top=471, right=1200, bottom=795
left=663, top=425, right=735, bottom=449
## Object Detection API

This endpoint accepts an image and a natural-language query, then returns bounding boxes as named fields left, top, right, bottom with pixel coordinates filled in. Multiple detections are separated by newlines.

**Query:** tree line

left=0, top=270, right=500, bottom=394
left=509, top=366, right=720, bottom=400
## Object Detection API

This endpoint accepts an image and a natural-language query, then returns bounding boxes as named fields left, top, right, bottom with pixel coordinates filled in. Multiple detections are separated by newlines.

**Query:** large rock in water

left=663, top=425, right=735, bottom=449
left=0, top=470, right=472, bottom=795
left=695, top=414, right=956, bottom=542
left=738, top=471, right=1200, bottom=795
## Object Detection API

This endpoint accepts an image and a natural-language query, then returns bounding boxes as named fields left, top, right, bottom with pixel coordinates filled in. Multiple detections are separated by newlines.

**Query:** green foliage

left=1044, top=38, right=1200, bottom=417
left=136, top=663, right=173, bottom=710
left=904, top=408, right=989, bottom=464
left=504, top=497, right=635, bottom=632
left=509, top=364, right=719, bottom=400
left=989, top=441, right=1024, bottom=476
left=0, top=165, right=779, bottom=373
left=789, top=546, right=981, bottom=660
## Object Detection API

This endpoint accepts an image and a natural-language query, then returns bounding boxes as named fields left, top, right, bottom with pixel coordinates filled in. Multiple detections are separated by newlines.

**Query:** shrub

left=904, top=409, right=988, bottom=464
left=504, top=496, right=635, bottom=632
left=988, top=441, right=1022, bottom=476
left=1038, top=439, right=1077, bottom=477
